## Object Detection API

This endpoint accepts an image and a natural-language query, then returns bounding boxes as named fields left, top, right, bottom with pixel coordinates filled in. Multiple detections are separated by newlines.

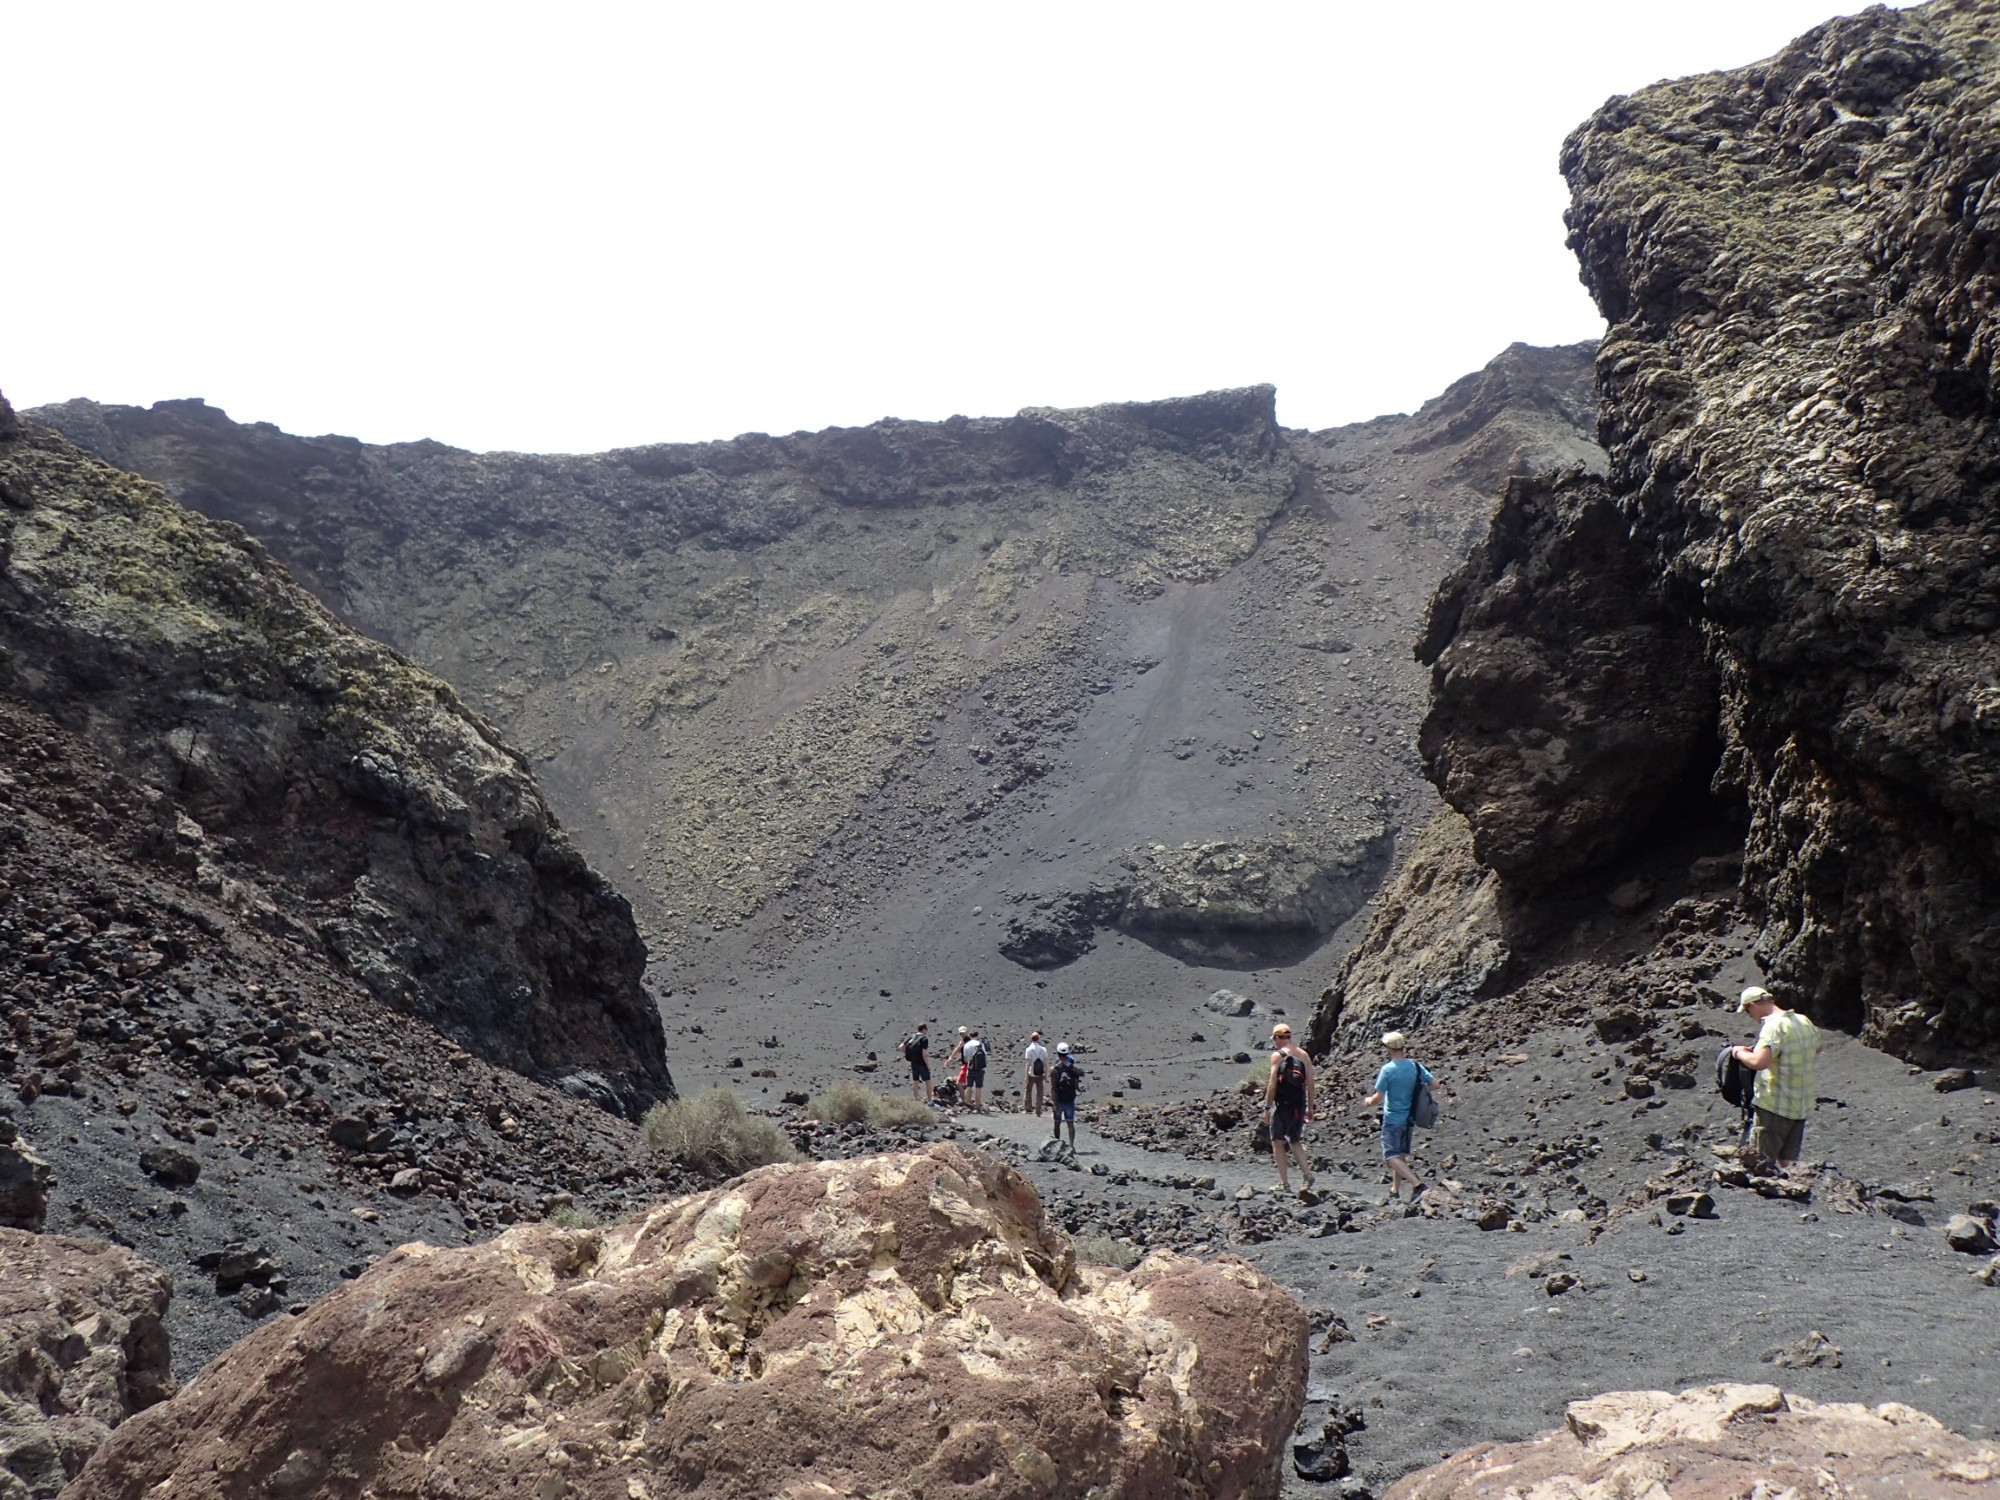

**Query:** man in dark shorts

left=1263, top=1022, right=1317, bottom=1195
left=902, top=1022, right=931, bottom=1103
left=1050, top=1042, right=1081, bottom=1146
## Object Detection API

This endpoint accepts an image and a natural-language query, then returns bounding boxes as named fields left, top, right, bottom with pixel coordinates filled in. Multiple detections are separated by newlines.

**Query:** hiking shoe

left=1410, top=1182, right=1428, bottom=1203
left=1302, top=1169, right=1317, bottom=1192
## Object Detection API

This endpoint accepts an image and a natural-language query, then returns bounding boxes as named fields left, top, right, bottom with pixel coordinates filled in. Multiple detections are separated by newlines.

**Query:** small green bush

left=805, top=1081, right=933, bottom=1129
left=1072, top=1234, right=1143, bottom=1271
left=804, top=1079, right=874, bottom=1125
left=642, top=1087, right=800, bottom=1178
left=543, top=1204, right=598, bottom=1230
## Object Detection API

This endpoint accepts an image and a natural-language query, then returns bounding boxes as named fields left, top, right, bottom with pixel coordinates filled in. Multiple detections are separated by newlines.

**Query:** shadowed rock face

left=1384, top=1383, right=1998, bottom=1499
left=0, top=405, right=671, bottom=1112
left=0, top=1230, right=173, bottom=1498
left=1407, top=3, right=2000, bottom=1061
left=70, top=1144, right=1309, bottom=1500
left=1416, top=470, right=1716, bottom=884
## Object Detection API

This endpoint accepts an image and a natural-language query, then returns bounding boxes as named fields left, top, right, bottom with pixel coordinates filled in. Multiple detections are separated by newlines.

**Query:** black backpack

left=1053, top=1058, right=1080, bottom=1102
left=1030, top=1053, right=1046, bottom=1078
left=1715, top=1044, right=1753, bottom=1109
left=902, top=1032, right=924, bottom=1063
left=1274, top=1052, right=1308, bottom=1107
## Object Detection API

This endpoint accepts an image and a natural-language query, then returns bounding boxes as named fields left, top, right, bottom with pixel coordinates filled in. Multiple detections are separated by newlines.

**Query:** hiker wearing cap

left=1050, top=1042, right=1082, bottom=1146
left=1263, top=1022, right=1317, bottom=1195
left=1731, top=986, right=1820, bottom=1165
left=1023, top=1031, right=1050, bottom=1115
left=1361, top=1031, right=1432, bottom=1204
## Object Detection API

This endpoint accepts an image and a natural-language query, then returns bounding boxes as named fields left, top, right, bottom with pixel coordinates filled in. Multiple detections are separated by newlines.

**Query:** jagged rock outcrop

left=0, top=1120, right=51, bottom=1232
left=0, top=1230, right=173, bottom=1498
left=70, top=1144, right=1308, bottom=1500
left=0, top=399, right=670, bottom=1110
left=1397, top=2, right=2000, bottom=1059
left=1386, top=1383, right=1997, bottom=1499
left=1003, top=829, right=1393, bottom=971
left=1416, top=470, right=1716, bottom=883
left=1307, top=809, right=1506, bottom=1053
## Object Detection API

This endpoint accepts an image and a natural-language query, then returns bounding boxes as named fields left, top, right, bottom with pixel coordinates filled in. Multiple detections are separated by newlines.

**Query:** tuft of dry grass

left=642, top=1088, right=800, bottom=1178
left=805, top=1080, right=933, bottom=1129
left=1071, top=1234, right=1144, bottom=1270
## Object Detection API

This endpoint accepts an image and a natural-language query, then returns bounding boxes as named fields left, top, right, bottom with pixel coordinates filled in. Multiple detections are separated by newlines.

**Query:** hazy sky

left=6, top=2, right=1913, bottom=454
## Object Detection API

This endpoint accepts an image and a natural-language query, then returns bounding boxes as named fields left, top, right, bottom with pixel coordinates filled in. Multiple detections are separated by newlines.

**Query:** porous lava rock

left=1403, top=3, right=2000, bottom=1059
left=0, top=1125, right=52, bottom=1232
left=0, top=1230, right=173, bottom=1498
left=1385, top=1383, right=1997, bottom=1499
left=0, top=408, right=670, bottom=1111
left=70, top=1143, right=1308, bottom=1500
left=1416, top=470, right=1716, bottom=885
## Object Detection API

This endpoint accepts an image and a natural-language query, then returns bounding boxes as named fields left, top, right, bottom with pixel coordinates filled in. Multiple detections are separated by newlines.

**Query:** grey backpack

left=1408, top=1063, right=1440, bottom=1129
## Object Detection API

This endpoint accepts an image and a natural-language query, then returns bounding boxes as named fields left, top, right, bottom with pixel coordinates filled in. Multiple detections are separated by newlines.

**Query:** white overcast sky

left=5, top=2, right=1914, bottom=454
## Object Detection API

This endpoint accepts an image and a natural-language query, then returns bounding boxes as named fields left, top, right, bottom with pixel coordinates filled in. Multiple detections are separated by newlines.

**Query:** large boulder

left=1385, top=1384, right=1997, bottom=1498
left=70, top=1144, right=1309, bottom=1500
left=0, top=1230, right=173, bottom=1498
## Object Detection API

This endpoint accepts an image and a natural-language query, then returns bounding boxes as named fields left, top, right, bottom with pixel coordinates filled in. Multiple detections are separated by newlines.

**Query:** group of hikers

left=901, top=1022, right=1085, bottom=1143
left=896, top=982, right=1823, bottom=1201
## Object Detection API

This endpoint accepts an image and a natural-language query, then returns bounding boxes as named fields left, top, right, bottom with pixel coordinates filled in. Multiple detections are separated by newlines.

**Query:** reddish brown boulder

left=72, top=1144, right=1308, bottom=1500
left=1387, top=1384, right=1998, bottom=1500
left=0, top=1230, right=173, bottom=1498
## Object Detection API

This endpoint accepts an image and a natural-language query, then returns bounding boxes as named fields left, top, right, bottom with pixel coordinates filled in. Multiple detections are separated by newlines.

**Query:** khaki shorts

left=1753, top=1108, right=1805, bottom=1162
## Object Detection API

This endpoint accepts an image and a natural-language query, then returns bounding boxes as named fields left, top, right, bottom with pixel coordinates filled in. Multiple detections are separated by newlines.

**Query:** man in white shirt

left=1023, top=1032, right=1050, bottom=1115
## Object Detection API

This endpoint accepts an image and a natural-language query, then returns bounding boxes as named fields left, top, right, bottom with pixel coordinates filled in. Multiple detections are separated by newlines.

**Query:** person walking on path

left=1264, top=1023, right=1318, bottom=1195
left=1731, top=986, right=1821, bottom=1166
left=902, top=1022, right=932, bottom=1103
left=964, top=1028, right=989, bottom=1113
left=1022, top=1031, right=1050, bottom=1115
left=1050, top=1042, right=1082, bottom=1146
left=1360, top=1031, right=1432, bottom=1204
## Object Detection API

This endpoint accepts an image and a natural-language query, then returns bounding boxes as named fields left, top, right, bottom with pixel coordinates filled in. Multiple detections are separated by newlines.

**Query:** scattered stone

left=1592, top=1008, right=1648, bottom=1045
left=1622, top=1076, right=1654, bottom=1100
left=1932, top=1068, right=1977, bottom=1093
left=1663, top=1191, right=1716, bottom=1220
left=1606, top=879, right=1652, bottom=914
left=1944, top=1213, right=1997, bottom=1255
left=1205, top=989, right=1257, bottom=1017
left=1474, top=1199, right=1512, bottom=1231
left=387, top=1168, right=424, bottom=1196
left=1293, top=1421, right=1351, bottom=1482
left=1769, top=1331, right=1841, bottom=1370
left=1233, top=1051, right=1254, bottom=1065
left=136, top=1147, right=200, bottom=1190
left=1546, top=1272, right=1578, bottom=1297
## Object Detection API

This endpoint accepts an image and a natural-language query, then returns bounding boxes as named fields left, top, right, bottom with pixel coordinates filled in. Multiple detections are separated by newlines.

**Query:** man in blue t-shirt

left=1359, top=1030, right=1432, bottom=1204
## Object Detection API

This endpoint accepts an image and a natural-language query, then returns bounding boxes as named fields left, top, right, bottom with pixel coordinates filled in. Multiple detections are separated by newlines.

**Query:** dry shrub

left=806, top=1080, right=932, bottom=1129
left=642, top=1087, right=799, bottom=1178
left=1071, top=1234, right=1143, bottom=1270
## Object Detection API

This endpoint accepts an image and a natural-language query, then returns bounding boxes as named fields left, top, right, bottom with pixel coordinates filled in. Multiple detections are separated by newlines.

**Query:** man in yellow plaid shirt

left=1731, top=986, right=1821, bottom=1165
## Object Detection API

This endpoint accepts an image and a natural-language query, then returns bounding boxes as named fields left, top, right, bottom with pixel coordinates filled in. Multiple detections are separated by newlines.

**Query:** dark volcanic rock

left=1416, top=470, right=1716, bottom=886
left=1377, top=5, right=2000, bottom=1062
left=0, top=1131, right=52, bottom=1231
left=0, top=412, right=670, bottom=1111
